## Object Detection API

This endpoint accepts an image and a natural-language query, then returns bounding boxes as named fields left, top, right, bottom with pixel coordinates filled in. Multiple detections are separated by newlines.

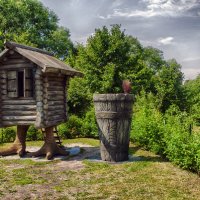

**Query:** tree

left=0, top=0, right=73, bottom=59
left=184, top=75, right=200, bottom=122
left=74, top=25, right=154, bottom=94
left=67, top=25, right=185, bottom=115
left=154, top=59, right=185, bottom=112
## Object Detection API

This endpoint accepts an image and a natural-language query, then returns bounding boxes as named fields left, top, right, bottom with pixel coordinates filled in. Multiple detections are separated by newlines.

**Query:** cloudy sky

left=40, top=0, right=200, bottom=80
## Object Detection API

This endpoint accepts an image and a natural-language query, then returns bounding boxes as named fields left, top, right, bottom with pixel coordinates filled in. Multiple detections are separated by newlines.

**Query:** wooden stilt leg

left=0, top=125, right=29, bottom=157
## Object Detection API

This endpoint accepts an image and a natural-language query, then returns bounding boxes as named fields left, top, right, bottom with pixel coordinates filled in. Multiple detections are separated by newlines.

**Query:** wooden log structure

left=0, top=41, right=83, bottom=159
left=93, top=94, right=134, bottom=162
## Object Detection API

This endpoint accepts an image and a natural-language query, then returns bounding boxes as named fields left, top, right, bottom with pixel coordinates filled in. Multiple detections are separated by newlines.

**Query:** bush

left=82, top=107, right=98, bottom=138
left=163, top=106, right=199, bottom=171
left=58, top=115, right=84, bottom=139
left=0, top=127, right=16, bottom=143
left=26, top=126, right=43, bottom=141
left=131, top=92, right=165, bottom=154
left=131, top=91, right=200, bottom=173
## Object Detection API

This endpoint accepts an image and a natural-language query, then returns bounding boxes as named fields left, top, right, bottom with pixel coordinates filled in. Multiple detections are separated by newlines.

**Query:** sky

left=40, top=0, right=200, bottom=80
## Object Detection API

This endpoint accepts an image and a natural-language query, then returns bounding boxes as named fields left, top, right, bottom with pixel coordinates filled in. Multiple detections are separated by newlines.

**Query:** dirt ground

left=0, top=143, right=101, bottom=170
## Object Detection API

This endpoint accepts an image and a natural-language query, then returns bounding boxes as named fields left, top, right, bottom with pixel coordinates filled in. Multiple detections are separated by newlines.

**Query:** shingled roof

left=0, top=41, right=83, bottom=77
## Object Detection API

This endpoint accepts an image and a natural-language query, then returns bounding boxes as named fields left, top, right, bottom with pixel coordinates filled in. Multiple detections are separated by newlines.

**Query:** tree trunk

left=28, top=126, right=69, bottom=160
left=93, top=94, right=134, bottom=162
left=0, top=125, right=29, bottom=157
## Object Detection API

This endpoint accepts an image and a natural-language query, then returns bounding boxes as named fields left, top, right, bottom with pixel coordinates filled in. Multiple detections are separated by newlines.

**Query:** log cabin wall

left=0, top=51, right=37, bottom=127
left=43, top=73, right=67, bottom=127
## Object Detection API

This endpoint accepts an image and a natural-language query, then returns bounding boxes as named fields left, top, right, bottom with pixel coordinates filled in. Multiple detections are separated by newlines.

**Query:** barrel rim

left=93, top=93, right=134, bottom=102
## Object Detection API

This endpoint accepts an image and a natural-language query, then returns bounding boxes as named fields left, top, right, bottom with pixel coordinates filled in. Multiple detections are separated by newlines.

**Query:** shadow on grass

left=66, top=146, right=168, bottom=164
left=129, top=146, right=168, bottom=163
left=0, top=145, right=168, bottom=164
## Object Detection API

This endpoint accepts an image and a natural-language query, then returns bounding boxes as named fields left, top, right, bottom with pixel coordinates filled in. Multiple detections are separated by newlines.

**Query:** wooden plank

left=43, top=99, right=64, bottom=104
left=2, top=121, right=35, bottom=126
left=44, top=105, right=64, bottom=110
left=46, top=91, right=64, bottom=96
left=44, top=82, right=63, bottom=87
left=2, top=116, right=36, bottom=121
left=46, top=95, right=65, bottom=100
left=35, top=67, right=44, bottom=127
left=44, top=100, right=64, bottom=106
left=5, top=41, right=53, bottom=56
left=2, top=105, right=36, bottom=110
left=2, top=99, right=36, bottom=105
left=2, top=110, right=36, bottom=116
left=45, top=119, right=65, bottom=127
left=0, top=63, right=33, bottom=70
left=44, top=110, right=65, bottom=116
left=2, top=59, right=30, bottom=65
left=0, top=73, right=7, bottom=79
left=7, top=52, right=22, bottom=59
left=45, top=85, right=64, bottom=91
left=47, top=76, right=64, bottom=81
left=25, top=68, right=33, bottom=97
left=45, top=72, right=65, bottom=78
left=45, top=115, right=66, bottom=121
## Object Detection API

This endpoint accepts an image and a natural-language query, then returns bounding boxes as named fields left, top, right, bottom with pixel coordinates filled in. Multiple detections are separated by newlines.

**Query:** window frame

left=7, top=68, right=34, bottom=99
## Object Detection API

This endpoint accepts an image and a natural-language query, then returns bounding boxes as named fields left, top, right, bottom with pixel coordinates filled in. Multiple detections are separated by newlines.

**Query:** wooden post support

left=28, top=126, right=69, bottom=160
left=35, top=67, right=44, bottom=128
left=0, top=125, right=29, bottom=157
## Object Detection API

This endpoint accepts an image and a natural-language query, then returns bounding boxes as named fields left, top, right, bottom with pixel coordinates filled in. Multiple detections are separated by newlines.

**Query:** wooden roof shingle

left=0, top=41, right=83, bottom=77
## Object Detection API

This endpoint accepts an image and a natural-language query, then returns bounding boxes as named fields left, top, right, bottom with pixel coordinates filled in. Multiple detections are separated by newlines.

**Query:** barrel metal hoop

left=95, top=111, right=132, bottom=119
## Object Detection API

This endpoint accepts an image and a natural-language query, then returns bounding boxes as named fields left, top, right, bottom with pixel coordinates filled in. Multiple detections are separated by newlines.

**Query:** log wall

left=43, top=73, right=67, bottom=127
left=0, top=52, right=37, bottom=127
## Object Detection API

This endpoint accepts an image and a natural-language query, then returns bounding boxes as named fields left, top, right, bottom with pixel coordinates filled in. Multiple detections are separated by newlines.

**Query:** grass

left=1, top=138, right=200, bottom=199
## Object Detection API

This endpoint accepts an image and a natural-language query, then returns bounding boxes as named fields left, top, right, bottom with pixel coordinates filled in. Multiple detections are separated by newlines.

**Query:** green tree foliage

left=74, top=25, right=155, bottom=94
left=68, top=25, right=184, bottom=115
left=184, top=75, right=200, bottom=123
left=0, top=0, right=73, bottom=59
left=67, top=77, right=92, bottom=116
left=154, top=59, right=185, bottom=112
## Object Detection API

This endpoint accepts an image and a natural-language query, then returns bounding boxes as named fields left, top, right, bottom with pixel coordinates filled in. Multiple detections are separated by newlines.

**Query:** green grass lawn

left=1, top=138, right=200, bottom=199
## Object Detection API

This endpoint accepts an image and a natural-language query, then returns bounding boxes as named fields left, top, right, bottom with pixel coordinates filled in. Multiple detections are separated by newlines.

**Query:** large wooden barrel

left=93, top=94, right=134, bottom=162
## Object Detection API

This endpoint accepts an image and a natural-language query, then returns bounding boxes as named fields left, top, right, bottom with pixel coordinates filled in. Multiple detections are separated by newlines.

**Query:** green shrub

left=26, top=126, right=43, bottom=141
left=82, top=107, right=98, bottom=138
left=131, top=92, right=165, bottom=154
left=58, top=115, right=83, bottom=139
left=131, top=91, right=200, bottom=173
left=0, top=127, right=16, bottom=143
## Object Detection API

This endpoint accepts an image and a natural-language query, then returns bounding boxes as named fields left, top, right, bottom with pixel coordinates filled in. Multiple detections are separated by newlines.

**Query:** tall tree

left=74, top=25, right=154, bottom=94
left=0, top=0, right=73, bottom=59
left=154, top=59, right=185, bottom=112
left=184, top=75, right=200, bottom=121
left=67, top=25, right=185, bottom=115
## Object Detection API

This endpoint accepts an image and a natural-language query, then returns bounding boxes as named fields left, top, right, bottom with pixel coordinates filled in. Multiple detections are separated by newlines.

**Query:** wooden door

left=24, top=68, right=33, bottom=97
left=7, top=71, right=18, bottom=98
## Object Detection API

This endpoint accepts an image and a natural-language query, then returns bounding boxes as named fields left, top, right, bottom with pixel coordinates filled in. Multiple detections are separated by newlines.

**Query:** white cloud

left=99, top=0, right=200, bottom=19
left=182, top=56, right=200, bottom=62
left=157, top=37, right=174, bottom=45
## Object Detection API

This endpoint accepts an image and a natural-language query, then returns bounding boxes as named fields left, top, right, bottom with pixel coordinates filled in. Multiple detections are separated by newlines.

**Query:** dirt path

left=0, top=143, right=101, bottom=171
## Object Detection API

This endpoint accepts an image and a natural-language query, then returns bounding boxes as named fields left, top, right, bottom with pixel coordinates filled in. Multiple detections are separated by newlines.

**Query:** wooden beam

left=2, top=105, right=36, bottom=110
left=2, top=116, right=36, bottom=121
left=5, top=41, right=53, bottom=56
left=0, top=63, right=33, bottom=70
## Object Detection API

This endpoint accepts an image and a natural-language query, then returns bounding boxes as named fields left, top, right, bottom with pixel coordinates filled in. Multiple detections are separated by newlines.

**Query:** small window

left=7, top=69, right=34, bottom=98
left=18, top=71, right=24, bottom=97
